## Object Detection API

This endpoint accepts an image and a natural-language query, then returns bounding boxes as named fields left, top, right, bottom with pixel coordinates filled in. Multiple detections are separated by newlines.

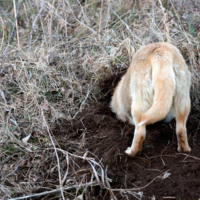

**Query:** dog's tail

left=138, top=52, right=175, bottom=127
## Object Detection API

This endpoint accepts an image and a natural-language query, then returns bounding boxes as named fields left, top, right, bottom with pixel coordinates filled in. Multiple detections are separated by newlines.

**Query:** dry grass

left=0, top=0, right=200, bottom=199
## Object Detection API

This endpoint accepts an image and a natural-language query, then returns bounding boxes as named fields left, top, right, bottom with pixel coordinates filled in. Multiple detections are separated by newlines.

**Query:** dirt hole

left=52, top=71, right=200, bottom=199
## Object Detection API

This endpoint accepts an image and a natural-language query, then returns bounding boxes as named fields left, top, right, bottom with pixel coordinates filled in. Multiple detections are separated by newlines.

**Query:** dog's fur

left=110, top=42, right=191, bottom=157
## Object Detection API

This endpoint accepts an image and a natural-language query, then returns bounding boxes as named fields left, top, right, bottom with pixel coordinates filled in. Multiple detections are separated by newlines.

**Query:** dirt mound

left=53, top=71, right=200, bottom=199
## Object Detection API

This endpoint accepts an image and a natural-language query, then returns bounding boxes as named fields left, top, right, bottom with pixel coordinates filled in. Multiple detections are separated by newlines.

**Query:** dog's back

left=111, top=42, right=191, bottom=125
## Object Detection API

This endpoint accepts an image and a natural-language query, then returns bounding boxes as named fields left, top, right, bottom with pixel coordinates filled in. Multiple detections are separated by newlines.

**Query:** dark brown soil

left=53, top=71, right=200, bottom=200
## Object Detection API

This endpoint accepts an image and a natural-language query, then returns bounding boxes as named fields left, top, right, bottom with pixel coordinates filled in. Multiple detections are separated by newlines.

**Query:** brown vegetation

left=0, top=0, right=200, bottom=199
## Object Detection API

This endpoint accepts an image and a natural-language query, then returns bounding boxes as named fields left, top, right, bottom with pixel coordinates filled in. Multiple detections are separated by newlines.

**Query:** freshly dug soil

left=53, top=71, right=200, bottom=200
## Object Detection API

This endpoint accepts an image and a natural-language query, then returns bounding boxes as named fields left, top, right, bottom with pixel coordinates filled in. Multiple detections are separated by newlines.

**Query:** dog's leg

left=125, top=109, right=146, bottom=157
left=125, top=125, right=146, bottom=157
left=175, top=105, right=191, bottom=153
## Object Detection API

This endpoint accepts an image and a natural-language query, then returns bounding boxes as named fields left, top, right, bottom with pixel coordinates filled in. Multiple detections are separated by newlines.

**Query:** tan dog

left=110, top=42, right=191, bottom=157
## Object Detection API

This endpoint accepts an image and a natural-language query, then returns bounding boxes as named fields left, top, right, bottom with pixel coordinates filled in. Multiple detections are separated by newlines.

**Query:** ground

left=1, top=0, right=200, bottom=199
left=52, top=72, right=200, bottom=200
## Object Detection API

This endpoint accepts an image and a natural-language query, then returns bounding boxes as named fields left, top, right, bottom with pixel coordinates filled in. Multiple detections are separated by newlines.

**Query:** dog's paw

left=125, top=147, right=137, bottom=157
left=125, top=147, right=131, bottom=154
left=178, top=145, right=191, bottom=153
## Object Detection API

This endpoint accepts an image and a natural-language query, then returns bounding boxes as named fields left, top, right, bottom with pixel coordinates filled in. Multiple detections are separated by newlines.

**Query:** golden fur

left=110, top=42, right=191, bottom=157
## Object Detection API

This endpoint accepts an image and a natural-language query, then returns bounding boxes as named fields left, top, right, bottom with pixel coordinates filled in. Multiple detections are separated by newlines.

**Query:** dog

left=110, top=42, right=191, bottom=157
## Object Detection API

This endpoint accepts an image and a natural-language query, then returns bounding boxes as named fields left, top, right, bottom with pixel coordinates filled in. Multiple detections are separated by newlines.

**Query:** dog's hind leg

left=174, top=98, right=191, bottom=153
left=125, top=109, right=146, bottom=157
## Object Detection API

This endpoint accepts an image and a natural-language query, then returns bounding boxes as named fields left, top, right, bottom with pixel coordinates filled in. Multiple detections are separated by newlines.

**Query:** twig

left=43, top=2, right=72, bottom=26
left=23, top=2, right=30, bottom=27
left=56, top=149, right=106, bottom=186
left=105, top=166, right=117, bottom=200
left=57, top=148, right=169, bottom=193
left=158, top=0, right=171, bottom=43
left=147, top=155, right=177, bottom=159
left=105, top=1, right=130, bottom=33
left=13, top=0, right=20, bottom=49
left=177, top=153, right=200, bottom=161
left=37, top=0, right=48, bottom=47
left=169, top=0, right=191, bottom=44
left=61, top=153, right=69, bottom=185
left=77, top=0, right=88, bottom=23
left=0, top=17, right=5, bottom=50
left=79, top=84, right=95, bottom=112
left=152, top=0, right=155, bottom=27
left=98, top=0, right=103, bottom=45
left=105, top=1, right=142, bottom=44
left=160, top=143, right=170, bottom=166
left=2, top=0, right=21, bottom=65
left=29, top=0, right=44, bottom=50
left=48, top=14, right=53, bottom=48
left=9, top=181, right=98, bottom=200
left=105, top=171, right=170, bottom=192
left=65, top=0, right=96, bottom=34
left=41, top=108, right=64, bottom=200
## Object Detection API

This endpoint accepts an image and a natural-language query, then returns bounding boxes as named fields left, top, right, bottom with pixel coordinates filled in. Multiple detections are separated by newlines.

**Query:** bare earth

left=53, top=71, right=200, bottom=200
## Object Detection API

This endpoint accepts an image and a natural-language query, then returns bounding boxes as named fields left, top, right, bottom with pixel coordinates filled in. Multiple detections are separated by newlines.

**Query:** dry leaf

left=41, top=100, right=49, bottom=111
left=13, top=131, right=20, bottom=138
left=22, top=134, right=31, bottom=144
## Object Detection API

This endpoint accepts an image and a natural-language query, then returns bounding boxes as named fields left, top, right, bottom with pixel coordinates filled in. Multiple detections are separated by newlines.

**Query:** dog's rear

left=110, top=42, right=191, bottom=157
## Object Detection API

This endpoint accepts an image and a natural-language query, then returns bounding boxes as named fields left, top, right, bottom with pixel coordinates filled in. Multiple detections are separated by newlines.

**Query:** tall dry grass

left=0, top=0, right=199, bottom=199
